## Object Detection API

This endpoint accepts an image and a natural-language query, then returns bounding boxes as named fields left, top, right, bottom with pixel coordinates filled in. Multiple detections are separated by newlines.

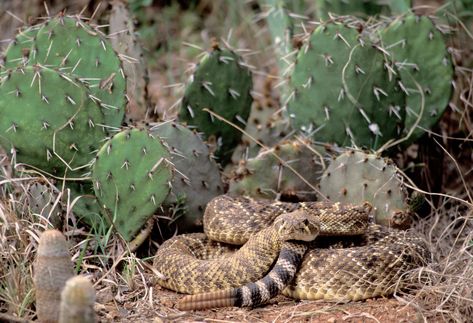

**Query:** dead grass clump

left=0, top=198, right=36, bottom=318
left=396, top=200, right=473, bottom=322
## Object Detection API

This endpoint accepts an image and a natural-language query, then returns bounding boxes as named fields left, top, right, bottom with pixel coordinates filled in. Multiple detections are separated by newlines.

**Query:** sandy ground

left=96, top=286, right=432, bottom=323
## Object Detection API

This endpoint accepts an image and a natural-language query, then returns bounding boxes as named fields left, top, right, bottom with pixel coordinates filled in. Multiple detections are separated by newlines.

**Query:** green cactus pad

left=380, top=15, right=453, bottom=143
left=150, top=121, right=223, bottom=232
left=179, top=46, right=253, bottom=164
left=92, top=128, right=173, bottom=241
left=0, top=66, right=107, bottom=176
left=3, top=15, right=126, bottom=128
left=228, top=139, right=325, bottom=200
left=287, top=21, right=405, bottom=149
left=319, top=150, right=410, bottom=228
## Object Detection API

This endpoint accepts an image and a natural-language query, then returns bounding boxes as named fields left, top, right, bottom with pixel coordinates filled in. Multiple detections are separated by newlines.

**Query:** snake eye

left=303, top=219, right=310, bottom=226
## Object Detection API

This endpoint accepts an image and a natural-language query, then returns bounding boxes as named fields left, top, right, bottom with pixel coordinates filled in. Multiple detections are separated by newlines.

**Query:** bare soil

left=96, top=284, right=429, bottom=323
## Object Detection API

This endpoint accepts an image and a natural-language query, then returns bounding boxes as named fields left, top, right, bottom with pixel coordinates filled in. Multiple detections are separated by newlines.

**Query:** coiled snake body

left=154, top=195, right=428, bottom=310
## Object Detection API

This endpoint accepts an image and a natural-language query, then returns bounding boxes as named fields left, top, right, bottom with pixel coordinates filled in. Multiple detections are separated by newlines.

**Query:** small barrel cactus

left=34, top=229, right=74, bottom=323
left=59, top=276, right=96, bottom=323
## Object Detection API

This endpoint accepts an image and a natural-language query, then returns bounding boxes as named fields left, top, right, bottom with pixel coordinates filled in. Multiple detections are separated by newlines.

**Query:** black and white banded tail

left=177, top=242, right=307, bottom=311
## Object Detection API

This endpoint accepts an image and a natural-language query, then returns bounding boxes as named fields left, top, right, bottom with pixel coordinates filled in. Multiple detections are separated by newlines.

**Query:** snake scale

left=154, top=195, right=429, bottom=310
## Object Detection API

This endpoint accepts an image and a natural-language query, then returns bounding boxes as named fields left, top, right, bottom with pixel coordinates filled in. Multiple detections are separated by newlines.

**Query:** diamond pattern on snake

left=153, top=195, right=428, bottom=310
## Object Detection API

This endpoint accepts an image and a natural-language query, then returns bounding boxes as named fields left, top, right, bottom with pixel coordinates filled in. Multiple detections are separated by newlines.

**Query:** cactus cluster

left=0, top=4, right=453, bottom=256
left=283, top=14, right=453, bottom=150
left=0, top=12, right=236, bottom=243
left=0, top=4, right=459, bottom=320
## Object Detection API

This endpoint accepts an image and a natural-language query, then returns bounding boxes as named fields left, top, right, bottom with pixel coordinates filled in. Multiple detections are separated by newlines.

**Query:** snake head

left=274, top=210, right=321, bottom=242
left=389, top=209, right=412, bottom=229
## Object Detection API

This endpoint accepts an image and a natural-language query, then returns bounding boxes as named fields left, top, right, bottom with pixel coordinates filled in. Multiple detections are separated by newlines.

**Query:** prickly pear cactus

left=228, top=139, right=325, bottom=200
left=150, top=121, right=223, bottom=232
left=0, top=66, right=107, bottom=176
left=92, top=128, right=173, bottom=241
left=380, top=14, right=453, bottom=144
left=179, top=45, right=253, bottom=164
left=59, top=276, right=96, bottom=323
left=34, top=229, right=74, bottom=323
left=319, top=150, right=411, bottom=228
left=287, top=21, right=405, bottom=149
left=3, top=14, right=126, bottom=128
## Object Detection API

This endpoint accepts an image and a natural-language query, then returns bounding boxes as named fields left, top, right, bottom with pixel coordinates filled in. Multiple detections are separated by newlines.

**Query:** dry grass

left=395, top=202, right=473, bottom=322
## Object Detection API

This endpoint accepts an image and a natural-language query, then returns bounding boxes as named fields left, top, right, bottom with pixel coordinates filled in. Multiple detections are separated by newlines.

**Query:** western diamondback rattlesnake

left=154, top=195, right=428, bottom=310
